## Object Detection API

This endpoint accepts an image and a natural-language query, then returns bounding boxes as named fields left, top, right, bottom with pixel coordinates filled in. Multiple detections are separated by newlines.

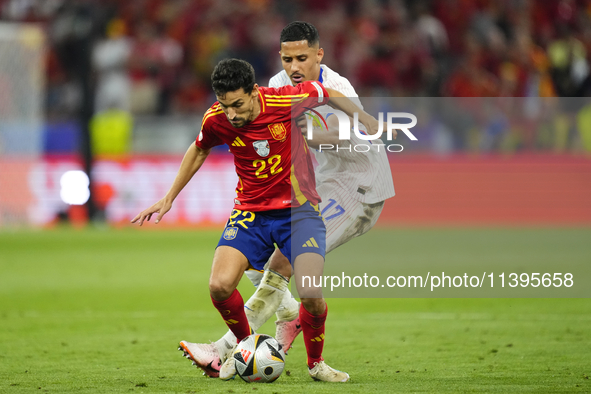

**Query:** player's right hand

left=131, top=199, right=172, bottom=226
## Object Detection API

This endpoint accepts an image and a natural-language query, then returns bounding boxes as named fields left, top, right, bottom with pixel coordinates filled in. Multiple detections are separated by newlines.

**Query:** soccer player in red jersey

left=132, top=59, right=378, bottom=382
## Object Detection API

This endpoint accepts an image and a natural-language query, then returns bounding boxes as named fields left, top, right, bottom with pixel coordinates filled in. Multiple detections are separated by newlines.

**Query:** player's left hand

left=131, top=198, right=172, bottom=226
left=387, top=122, right=397, bottom=139
left=363, top=117, right=397, bottom=139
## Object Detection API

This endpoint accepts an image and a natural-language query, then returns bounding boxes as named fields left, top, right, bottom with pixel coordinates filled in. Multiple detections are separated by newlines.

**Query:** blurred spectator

left=2, top=0, right=591, bottom=154
left=3, top=0, right=587, bottom=106
left=356, top=45, right=398, bottom=95
left=93, top=18, right=132, bottom=113
left=443, top=38, right=499, bottom=97
left=89, top=106, right=132, bottom=156
left=547, top=24, right=589, bottom=96
left=414, top=1, right=449, bottom=57
left=128, top=21, right=182, bottom=115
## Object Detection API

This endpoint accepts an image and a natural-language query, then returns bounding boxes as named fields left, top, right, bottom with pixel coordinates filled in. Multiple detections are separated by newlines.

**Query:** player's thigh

left=217, top=208, right=276, bottom=270
left=274, top=202, right=326, bottom=267
left=267, top=249, right=292, bottom=279
left=210, top=245, right=250, bottom=298
left=211, top=209, right=276, bottom=299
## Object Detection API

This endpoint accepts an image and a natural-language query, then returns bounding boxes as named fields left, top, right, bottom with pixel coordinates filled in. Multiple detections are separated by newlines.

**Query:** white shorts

left=317, top=182, right=384, bottom=254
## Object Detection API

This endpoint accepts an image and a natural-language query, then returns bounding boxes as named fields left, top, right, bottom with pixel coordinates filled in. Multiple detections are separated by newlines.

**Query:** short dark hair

left=211, top=58, right=256, bottom=97
left=280, top=21, right=319, bottom=47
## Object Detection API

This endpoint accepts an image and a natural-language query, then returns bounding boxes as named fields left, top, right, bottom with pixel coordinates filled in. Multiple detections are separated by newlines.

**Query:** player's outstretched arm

left=131, top=143, right=211, bottom=226
left=302, top=113, right=341, bottom=148
left=323, top=87, right=394, bottom=139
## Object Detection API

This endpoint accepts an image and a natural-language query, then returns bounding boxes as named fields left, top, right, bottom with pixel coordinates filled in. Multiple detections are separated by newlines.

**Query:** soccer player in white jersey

left=180, top=21, right=395, bottom=381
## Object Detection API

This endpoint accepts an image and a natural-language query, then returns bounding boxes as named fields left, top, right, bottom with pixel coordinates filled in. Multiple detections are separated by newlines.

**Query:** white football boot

left=275, top=317, right=302, bottom=354
left=308, top=361, right=350, bottom=382
left=218, top=348, right=237, bottom=380
left=178, top=341, right=221, bottom=378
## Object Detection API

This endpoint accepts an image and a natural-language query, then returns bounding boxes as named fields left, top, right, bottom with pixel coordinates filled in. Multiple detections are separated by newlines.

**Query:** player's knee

left=209, top=278, right=235, bottom=301
left=268, top=250, right=292, bottom=279
left=300, top=297, right=326, bottom=315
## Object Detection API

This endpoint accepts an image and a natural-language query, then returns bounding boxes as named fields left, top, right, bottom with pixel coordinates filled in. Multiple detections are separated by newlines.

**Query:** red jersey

left=195, top=81, right=330, bottom=212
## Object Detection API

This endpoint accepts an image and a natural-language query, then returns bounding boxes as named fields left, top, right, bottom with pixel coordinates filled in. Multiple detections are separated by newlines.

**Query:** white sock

left=215, top=331, right=236, bottom=362
left=244, top=270, right=289, bottom=330
left=244, top=269, right=264, bottom=287
left=275, top=287, right=299, bottom=322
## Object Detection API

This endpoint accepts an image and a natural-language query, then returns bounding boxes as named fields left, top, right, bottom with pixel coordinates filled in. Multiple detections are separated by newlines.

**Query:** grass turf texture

left=0, top=227, right=589, bottom=393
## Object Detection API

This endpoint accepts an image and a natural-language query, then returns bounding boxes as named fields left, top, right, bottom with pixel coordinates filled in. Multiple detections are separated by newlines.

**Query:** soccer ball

left=233, top=334, right=285, bottom=383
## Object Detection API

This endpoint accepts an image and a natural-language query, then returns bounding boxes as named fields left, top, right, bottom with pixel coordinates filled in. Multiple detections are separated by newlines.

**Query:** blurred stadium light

left=1, top=1, right=590, bottom=227
left=59, top=170, right=89, bottom=205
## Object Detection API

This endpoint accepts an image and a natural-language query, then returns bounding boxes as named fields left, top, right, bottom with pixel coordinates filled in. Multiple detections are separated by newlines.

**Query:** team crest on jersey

left=253, top=140, right=270, bottom=157
left=268, top=123, right=287, bottom=141
left=223, top=226, right=238, bottom=240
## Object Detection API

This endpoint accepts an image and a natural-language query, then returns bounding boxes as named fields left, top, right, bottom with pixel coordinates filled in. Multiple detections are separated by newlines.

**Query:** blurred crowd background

left=1, top=0, right=591, bottom=226
left=1, top=0, right=591, bottom=156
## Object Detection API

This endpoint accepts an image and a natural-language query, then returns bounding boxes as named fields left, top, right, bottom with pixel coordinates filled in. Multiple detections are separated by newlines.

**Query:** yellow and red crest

left=268, top=123, right=287, bottom=141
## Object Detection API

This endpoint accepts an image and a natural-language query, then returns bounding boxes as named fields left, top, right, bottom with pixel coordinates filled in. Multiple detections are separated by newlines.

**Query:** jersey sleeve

left=195, top=107, right=224, bottom=150
left=330, top=73, right=359, bottom=98
left=268, top=73, right=281, bottom=88
left=270, top=81, right=330, bottom=118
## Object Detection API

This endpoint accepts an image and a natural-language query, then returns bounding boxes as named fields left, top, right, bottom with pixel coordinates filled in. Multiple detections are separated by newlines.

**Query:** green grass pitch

left=0, top=227, right=590, bottom=393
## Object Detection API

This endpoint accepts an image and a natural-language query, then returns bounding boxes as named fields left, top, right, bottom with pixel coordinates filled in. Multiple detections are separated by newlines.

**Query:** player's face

left=217, top=86, right=259, bottom=128
left=280, top=40, right=324, bottom=85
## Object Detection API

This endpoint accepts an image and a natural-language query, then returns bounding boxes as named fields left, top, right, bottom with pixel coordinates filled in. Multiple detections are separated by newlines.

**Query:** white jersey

left=269, top=65, right=395, bottom=204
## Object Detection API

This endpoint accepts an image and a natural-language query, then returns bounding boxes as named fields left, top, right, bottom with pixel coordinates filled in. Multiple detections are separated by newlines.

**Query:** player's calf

left=299, top=301, right=327, bottom=368
left=211, top=289, right=253, bottom=342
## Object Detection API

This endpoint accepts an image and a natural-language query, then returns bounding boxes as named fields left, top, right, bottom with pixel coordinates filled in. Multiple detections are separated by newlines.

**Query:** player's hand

left=388, top=122, right=397, bottom=139
left=363, top=117, right=397, bottom=139
left=296, top=115, right=308, bottom=137
left=131, top=198, right=172, bottom=226
left=362, top=117, right=379, bottom=138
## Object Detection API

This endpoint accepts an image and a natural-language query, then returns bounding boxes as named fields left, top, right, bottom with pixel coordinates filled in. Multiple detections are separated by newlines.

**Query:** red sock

left=211, top=289, right=252, bottom=342
left=299, top=303, right=327, bottom=369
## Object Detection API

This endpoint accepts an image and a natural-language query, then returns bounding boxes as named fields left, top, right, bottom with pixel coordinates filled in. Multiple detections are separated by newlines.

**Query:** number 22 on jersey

left=253, top=154, right=283, bottom=179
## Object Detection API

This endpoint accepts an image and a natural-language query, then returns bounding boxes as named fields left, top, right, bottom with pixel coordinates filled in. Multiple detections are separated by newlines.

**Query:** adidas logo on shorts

left=302, top=237, right=319, bottom=248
